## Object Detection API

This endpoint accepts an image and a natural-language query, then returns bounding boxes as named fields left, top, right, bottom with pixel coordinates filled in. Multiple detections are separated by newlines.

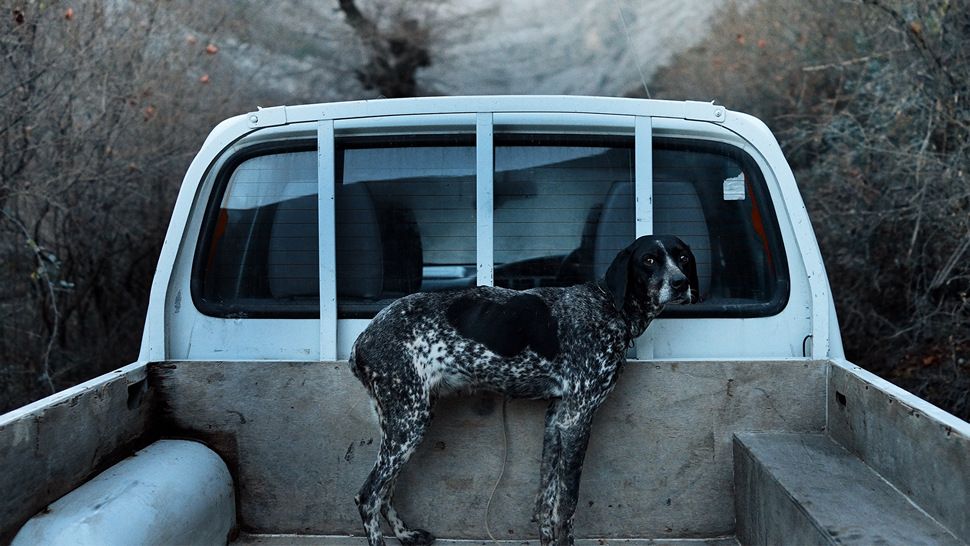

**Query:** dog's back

left=350, top=284, right=624, bottom=401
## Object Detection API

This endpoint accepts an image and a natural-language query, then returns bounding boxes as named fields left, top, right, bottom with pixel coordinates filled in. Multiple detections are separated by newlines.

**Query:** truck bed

left=2, top=358, right=967, bottom=544
left=151, top=359, right=824, bottom=540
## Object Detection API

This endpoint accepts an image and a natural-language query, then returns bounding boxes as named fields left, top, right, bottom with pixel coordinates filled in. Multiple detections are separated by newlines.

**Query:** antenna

left=617, top=1, right=651, bottom=99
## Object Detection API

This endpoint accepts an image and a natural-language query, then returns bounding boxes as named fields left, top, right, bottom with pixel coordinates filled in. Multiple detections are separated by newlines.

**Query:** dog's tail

left=348, top=340, right=378, bottom=394
left=347, top=343, right=382, bottom=427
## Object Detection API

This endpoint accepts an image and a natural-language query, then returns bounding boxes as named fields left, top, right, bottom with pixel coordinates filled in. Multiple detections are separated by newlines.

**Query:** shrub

left=0, top=1, right=263, bottom=411
left=648, top=0, right=970, bottom=419
left=0, top=0, right=443, bottom=413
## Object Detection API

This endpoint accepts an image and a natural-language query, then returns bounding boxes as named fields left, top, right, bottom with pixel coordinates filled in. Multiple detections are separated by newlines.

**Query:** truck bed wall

left=150, top=359, right=827, bottom=539
left=828, top=360, right=970, bottom=542
left=0, top=362, right=155, bottom=544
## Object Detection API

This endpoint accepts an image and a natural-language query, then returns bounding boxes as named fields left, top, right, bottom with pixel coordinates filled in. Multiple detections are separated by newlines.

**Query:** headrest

left=335, top=182, right=383, bottom=298
left=267, top=194, right=320, bottom=299
left=593, top=181, right=635, bottom=280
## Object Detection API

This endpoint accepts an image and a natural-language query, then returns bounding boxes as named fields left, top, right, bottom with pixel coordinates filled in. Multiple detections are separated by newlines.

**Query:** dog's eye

left=644, top=257, right=655, bottom=266
left=679, top=254, right=689, bottom=263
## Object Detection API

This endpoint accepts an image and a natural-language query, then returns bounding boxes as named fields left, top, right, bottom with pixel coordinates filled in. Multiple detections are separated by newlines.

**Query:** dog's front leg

left=537, top=400, right=597, bottom=546
left=553, top=418, right=593, bottom=545
left=535, top=399, right=563, bottom=535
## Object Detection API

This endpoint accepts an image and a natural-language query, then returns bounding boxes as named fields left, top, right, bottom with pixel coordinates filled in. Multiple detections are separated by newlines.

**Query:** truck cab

left=150, top=96, right=839, bottom=364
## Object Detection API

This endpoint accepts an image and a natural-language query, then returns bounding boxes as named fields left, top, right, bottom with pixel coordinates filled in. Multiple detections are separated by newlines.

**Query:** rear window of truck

left=193, top=136, right=787, bottom=318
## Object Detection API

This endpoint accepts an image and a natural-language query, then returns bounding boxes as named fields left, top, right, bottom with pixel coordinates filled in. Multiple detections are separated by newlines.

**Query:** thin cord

left=617, top=1, right=651, bottom=99
left=484, top=397, right=509, bottom=543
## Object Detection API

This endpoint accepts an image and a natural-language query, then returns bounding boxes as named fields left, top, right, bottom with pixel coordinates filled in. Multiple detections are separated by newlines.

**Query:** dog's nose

left=672, top=277, right=688, bottom=292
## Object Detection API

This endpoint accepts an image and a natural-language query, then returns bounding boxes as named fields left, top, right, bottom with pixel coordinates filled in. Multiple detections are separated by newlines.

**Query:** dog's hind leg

left=356, top=389, right=436, bottom=546
left=382, top=496, right=434, bottom=546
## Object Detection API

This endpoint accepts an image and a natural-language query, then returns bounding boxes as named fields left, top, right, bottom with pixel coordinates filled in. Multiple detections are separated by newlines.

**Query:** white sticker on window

left=723, top=174, right=746, bottom=200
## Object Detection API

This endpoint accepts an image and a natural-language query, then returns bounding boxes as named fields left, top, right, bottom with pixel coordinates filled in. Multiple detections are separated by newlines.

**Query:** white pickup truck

left=2, top=96, right=968, bottom=546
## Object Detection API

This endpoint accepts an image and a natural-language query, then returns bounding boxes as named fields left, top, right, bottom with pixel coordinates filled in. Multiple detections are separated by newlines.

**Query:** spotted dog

left=349, top=235, right=699, bottom=546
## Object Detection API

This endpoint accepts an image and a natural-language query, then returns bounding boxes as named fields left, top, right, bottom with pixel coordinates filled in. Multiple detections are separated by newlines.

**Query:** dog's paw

left=398, top=528, right=435, bottom=546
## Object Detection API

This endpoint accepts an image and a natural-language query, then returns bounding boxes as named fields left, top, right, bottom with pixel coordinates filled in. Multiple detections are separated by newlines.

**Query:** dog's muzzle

left=670, top=277, right=693, bottom=304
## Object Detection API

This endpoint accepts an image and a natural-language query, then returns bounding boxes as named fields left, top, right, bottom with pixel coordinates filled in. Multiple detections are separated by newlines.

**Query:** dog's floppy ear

left=684, top=246, right=701, bottom=303
left=604, top=245, right=633, bottom=311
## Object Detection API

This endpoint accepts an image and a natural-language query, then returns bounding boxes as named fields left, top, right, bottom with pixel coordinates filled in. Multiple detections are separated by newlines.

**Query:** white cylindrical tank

left=12, top=439, right=235, bottom=546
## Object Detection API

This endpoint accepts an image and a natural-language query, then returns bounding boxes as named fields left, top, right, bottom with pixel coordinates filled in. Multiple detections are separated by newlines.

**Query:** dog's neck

left=621, top=294, right=662, bottom=342
left=593, top=280, right=662, bottom=344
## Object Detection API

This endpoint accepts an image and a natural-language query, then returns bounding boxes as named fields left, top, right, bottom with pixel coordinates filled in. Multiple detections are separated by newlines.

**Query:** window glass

left=336, top=138, right=476, bottom=318
left=654, top=138, right=786, bottom=315
left=198, top=149, right=319, bottom=316
left=490, top=136, right=786, bottom=315
left=195, top=135, right=785, bottom=319
left=493, top=136, right=635, bottom=289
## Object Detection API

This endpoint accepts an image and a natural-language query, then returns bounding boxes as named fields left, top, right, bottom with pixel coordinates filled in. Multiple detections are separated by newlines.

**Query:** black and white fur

left=349, top=235, right=699, bottom=546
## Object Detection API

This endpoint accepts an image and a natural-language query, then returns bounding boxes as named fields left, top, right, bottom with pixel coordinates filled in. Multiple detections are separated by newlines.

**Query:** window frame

left=190, top=120, right=790, bottom=324
left=651, top=136, right=790, bottom=318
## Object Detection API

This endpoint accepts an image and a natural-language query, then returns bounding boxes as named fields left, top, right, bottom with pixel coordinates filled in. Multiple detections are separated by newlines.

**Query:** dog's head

left=603, top=235, right=700, bottom=312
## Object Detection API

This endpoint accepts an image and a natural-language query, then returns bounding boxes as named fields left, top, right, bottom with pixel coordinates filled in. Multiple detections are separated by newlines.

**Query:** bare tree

left=0, top=1, right=264, bottom=411
left=0, top=0, right=456, bottom=412
left=337, top=0, right=434, bottom=97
